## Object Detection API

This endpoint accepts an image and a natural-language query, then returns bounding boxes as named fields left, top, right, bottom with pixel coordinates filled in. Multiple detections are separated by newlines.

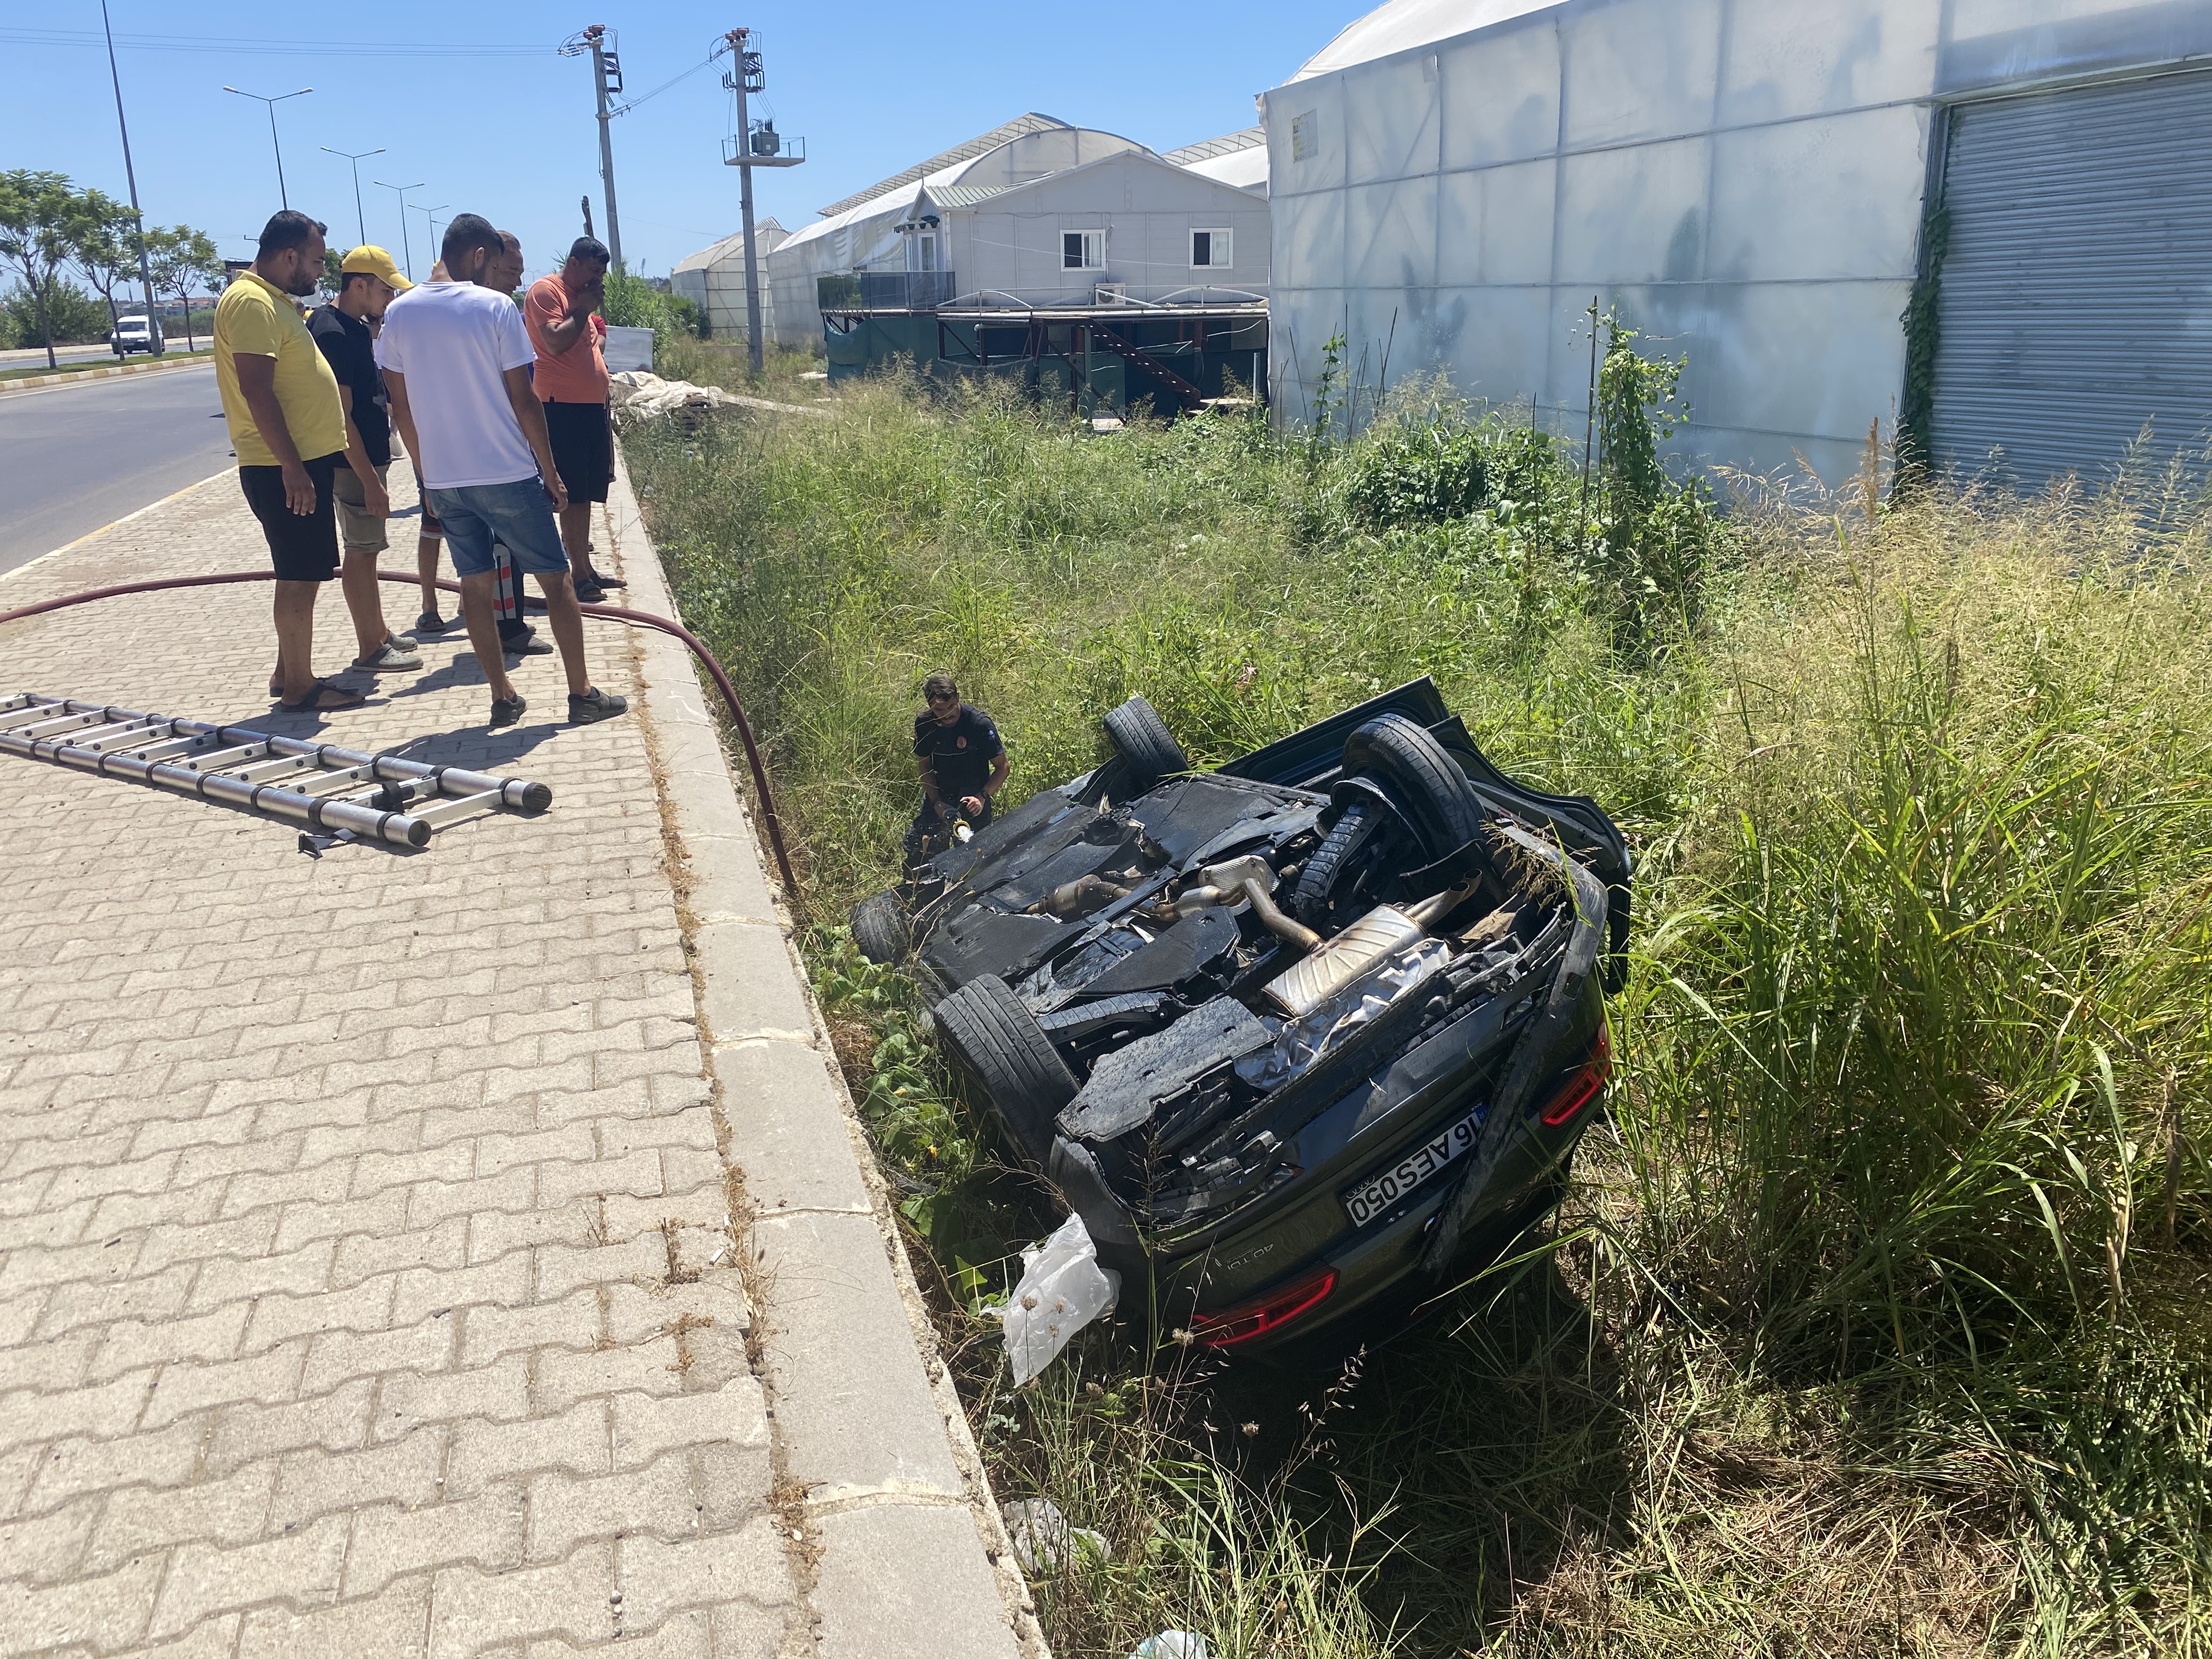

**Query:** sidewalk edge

left=601, top=447, right=1050, bottom=1659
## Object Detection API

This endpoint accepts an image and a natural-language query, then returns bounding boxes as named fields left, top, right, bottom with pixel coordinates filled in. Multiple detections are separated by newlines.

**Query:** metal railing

left=722, top=131, right=805, bottom=165
left=816, top=270, right=959, bottom=312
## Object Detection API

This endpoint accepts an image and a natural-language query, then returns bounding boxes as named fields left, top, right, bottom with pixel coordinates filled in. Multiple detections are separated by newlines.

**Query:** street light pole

left=321, top=146, right=384, bottom=246
left=224, top=86, right=313, bottom=209
left=416, top=204, right=450, bottom=263
left=99, top=0, right=161, bottom=354
left=373, top=180, right=425, bottom=279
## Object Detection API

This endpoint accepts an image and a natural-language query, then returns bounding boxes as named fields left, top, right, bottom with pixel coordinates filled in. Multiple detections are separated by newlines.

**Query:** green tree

left=145, top=225, right=222, bottom=352
left=3, top=282, right=113, bottom=347
left=0, top=170, right=94, bottom=369
left=70, top=189, right=150, bottom=346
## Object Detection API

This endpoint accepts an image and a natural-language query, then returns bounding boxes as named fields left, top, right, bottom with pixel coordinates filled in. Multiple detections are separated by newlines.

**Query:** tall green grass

left=629, top=365, right=2212, bottom=1657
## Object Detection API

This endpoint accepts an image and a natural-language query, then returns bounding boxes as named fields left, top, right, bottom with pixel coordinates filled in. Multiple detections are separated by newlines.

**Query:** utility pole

left=725, top=30, right=764, bottom=375
left=224, top=86, right=312, bottom=209
left=99, top=0, right=161, bottom=354
left=373, top=180, right=425, bottom=278
left=582, top=195, right=595, bottom=241
left=714, top=28, right=802, bottom=375
left=321, top=146, right=385, bottom=246
left=561, top=26, right=624, bottom=271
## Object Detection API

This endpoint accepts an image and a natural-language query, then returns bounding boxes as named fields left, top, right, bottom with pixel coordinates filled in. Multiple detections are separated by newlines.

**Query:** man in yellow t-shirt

left=215, top=210, right=417, bottom=713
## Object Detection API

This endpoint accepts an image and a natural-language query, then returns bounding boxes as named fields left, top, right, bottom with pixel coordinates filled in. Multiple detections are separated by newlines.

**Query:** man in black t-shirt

left=304, top=245, right=418, bottom=680
left=905, top=672, right=1009, bottom=865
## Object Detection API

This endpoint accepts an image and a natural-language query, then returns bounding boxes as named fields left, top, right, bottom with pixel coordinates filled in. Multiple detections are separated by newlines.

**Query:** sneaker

left=413, top=610, right=454, bottom=635
left=568, top=686, right=628, bottom=725
left=489, top=694, right=527, bottom=729
left=354, top=637, right=422, bottom=672
left=501, top=625, right=553, bottom=657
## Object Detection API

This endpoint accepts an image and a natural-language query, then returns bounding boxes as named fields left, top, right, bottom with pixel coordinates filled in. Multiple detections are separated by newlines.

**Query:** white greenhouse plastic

left=1261, top=0, right=2212, bottom=485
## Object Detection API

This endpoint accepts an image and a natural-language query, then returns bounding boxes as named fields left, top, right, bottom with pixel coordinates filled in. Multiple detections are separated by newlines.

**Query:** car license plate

left=1342, top=1105, right=1482, bottom=1228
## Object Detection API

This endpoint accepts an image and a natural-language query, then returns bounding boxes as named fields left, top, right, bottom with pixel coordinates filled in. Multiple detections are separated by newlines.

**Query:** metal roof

left=815, top=113, right=1071, bottom=218
left=1163, top=128, right=1265, bottom=165
left=923, top=183, right=1011, bottom=208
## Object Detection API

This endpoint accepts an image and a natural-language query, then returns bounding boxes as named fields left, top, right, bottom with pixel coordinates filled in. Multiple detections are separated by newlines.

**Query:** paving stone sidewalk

left=0, top=462, right=1035, bottom=1658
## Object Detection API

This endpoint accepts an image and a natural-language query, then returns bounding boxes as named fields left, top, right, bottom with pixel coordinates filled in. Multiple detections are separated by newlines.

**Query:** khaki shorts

left=332, top=461, right=389, bottom=555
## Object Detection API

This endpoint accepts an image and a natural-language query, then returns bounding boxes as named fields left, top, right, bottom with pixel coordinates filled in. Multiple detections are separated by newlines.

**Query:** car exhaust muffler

left=1260, top=884, right=1476, bottom=1017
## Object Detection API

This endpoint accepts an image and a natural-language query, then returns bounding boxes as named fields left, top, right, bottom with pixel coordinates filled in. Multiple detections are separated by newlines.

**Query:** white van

left=111, top=315, right=165, bottom=356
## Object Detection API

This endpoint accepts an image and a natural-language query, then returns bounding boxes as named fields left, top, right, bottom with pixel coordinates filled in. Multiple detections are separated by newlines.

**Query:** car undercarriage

left=850, top=678, right=1630, bottom=1363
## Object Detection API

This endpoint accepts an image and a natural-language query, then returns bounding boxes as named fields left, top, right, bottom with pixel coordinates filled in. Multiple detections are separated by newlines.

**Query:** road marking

left=0, top=357, right=217, bottom=400
left=1, top=467, right=236, bottom=586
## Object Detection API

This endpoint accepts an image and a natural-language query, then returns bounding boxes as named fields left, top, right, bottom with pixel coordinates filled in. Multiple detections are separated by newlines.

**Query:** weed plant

left=627, top=358, right=2212, bottom=1657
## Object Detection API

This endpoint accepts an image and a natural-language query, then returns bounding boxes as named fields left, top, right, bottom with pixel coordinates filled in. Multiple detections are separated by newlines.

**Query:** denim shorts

left=425, top=477, right=571, bottom=580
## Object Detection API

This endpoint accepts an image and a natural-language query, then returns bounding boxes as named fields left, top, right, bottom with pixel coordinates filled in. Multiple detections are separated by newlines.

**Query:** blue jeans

left=426, top=478, right=569, bottom=580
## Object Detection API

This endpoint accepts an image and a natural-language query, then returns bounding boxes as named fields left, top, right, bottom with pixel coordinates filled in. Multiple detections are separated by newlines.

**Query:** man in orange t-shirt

left=524, top=236, right=618, bottom=601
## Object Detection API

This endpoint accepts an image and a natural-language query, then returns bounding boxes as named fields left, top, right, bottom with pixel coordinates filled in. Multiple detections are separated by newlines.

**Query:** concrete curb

left=600, top=451, right=1050, bottom=1659
left=0, top=353, right=215, bottom=396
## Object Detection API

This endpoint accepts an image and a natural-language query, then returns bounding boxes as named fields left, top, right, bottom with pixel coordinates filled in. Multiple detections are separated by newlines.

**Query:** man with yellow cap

left=306, top=244, right=420, bottom=680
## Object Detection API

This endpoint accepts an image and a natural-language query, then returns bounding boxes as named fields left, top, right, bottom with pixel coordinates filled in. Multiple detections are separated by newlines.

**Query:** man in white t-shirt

left=377, top=213, right=626, bottom=730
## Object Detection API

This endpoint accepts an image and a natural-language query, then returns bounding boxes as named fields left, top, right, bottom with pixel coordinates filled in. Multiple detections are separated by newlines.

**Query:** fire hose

left=0, top=571, right=800, bottom=903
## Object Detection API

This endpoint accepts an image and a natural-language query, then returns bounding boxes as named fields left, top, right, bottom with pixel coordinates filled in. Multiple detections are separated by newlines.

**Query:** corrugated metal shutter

left=1932, top=70, right=2212, bottom=489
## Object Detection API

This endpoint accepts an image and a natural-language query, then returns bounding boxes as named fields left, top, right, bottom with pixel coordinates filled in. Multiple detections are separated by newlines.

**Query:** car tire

left=1340, top=713, right=1488, bottom=866
left=933, top=973, right=1077, bottom=1170
left=1292, top=799, right=1389, bottom=929
left=848, top=889, right=910, bottom=966
left=1102, top=696, right=1189, bottom=794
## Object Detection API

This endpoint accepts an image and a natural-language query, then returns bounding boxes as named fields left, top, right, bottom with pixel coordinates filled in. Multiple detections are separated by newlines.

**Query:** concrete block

left=749, top=1210, right=961, bottom=1503
left=715, top=1040, right=872, bottom=1216
left=683, top=833, right=780, bottom=927
left=811, top=1504, right=1023, bottom=1659
left=692, top=922, right=814, bottom=1043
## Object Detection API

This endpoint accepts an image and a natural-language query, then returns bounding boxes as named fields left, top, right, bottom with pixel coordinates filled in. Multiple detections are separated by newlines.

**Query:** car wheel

left=1292, top=799, right=1390, bottom=929
left=932, top=973, right=1077, bottom=1170
left=848, top=889, right=910, bottom=966
left=1341, top=713, right=1488, bottom=866
left=1102, top=696, right=1189, bottom=794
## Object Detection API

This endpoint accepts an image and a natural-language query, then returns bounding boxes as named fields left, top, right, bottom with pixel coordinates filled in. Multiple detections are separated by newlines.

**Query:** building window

left=1190, top=229, right=1232, bottom=269
left=1063, top=230, right=1104, bottom=270
left=1291, top=111, right=1318, bottom=162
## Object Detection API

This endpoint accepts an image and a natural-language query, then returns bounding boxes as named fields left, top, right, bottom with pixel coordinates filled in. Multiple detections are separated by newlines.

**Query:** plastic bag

left=1000, top=1214, right=1120, bottom=1387
left=1002, top=1496, right=1111, bottom=1573
left=1130, top=1635, right=1211, bottom=1659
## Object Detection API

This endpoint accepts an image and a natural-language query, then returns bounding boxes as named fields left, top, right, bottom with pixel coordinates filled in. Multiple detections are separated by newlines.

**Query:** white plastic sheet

left=1002, top=1496, right=1111, bottom=1573
left=1000, top=1214, right=1119, bottom=1387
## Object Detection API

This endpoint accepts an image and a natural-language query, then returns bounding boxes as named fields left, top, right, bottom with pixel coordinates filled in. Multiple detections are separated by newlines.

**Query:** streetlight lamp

left=320, top=146, right=385, bottom=247
left=373, top=179, right=425, bottom=279
left=223, top=86, right=313, bottom=209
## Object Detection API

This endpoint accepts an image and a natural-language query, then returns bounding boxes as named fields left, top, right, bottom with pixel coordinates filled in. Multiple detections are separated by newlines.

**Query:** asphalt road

left=0, top=363, right=236, bottom=577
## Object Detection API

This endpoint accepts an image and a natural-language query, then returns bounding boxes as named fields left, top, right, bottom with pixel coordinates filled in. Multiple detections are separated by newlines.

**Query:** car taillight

left=1190, top=1267, right=1338, bottom=1348
left=1539, top=1028, right=1611, bottom=1127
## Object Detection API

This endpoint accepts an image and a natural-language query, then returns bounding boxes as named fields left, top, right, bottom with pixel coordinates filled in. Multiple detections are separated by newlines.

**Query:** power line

left=12, top=28, right=556, bottom=58
left=612, top=55, right=716, bottom=118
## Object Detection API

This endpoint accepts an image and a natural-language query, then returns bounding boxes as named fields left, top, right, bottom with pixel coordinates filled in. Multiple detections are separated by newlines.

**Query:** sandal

left=279, top=678, right=367, bottom=713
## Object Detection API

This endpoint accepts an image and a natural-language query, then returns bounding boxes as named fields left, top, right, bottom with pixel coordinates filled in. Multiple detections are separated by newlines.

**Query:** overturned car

left=849, top=679, right=1630, bottom=1364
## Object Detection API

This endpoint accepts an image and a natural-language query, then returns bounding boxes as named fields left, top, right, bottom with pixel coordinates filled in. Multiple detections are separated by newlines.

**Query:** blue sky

left=18, top=2, right=1364, bottom=289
